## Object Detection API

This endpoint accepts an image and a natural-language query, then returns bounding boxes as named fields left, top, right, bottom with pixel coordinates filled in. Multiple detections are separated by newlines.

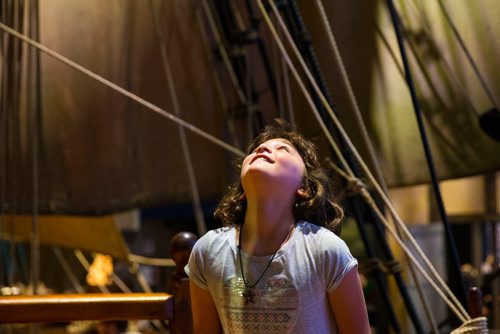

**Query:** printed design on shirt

left=222, top=275, right=298, bottom=333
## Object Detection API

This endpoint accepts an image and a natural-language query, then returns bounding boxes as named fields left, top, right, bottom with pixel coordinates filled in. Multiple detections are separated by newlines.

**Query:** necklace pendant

left=241, top=287, right=256, bottom=305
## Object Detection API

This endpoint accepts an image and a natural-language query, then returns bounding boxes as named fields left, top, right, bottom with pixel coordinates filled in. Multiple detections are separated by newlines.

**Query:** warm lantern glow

left=86, top=253, right=114, bottom=286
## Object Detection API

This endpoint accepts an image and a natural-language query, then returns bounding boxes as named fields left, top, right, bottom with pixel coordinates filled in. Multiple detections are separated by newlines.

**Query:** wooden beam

left=0, top=293, right=173, bottom=324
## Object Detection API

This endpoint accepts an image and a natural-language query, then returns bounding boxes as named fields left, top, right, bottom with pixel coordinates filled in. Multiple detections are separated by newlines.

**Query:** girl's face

left=240, top=138, right=306, bottom=195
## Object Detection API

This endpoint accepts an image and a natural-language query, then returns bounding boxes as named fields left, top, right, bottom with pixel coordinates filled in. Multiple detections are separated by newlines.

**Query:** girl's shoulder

left=196, top=225, right=236, bottom=248
left=296, top=220, right=349, bottom=248
left=297, top=220, right=335, bottom=237
left=201, top=225, right=234, bottom=235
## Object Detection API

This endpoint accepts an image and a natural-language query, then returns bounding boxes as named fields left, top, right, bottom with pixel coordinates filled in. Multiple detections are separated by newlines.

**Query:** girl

left=186, top=119, right=370, bottom=333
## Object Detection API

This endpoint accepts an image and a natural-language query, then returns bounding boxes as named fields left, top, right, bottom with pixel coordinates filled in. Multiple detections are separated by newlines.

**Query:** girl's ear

left=296, top=188, right=309, bottom=198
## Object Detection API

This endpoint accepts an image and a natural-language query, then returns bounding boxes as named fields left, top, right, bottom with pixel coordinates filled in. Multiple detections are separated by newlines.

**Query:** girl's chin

left=243, top=174, right=301, bottom=192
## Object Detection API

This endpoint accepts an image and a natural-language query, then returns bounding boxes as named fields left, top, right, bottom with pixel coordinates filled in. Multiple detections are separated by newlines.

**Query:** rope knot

left=450, top=317, right=488, bottom=334
left=345, top=176, right=368, bottom=196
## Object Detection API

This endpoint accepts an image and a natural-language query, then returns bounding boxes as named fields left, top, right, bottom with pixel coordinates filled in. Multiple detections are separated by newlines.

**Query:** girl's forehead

left=258, top=138, right=303, bottom=158
left=252, top=138, right=299, bottom=152
left=248, top=136, right=300, bottom=154
left=262, top=138, right=292, bottom=145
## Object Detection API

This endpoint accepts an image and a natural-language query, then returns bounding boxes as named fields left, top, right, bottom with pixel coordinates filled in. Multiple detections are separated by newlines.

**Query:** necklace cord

left=237, top=224, right=292, bottom=289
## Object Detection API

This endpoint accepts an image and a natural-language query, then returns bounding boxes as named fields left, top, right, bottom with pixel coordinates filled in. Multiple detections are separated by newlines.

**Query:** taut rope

left=256, top=1, right=487, bottom=331
left=313, top=0, right=437, bottom=331
left=0, top=22, right=245, bottom=159
left=149, top=1, right=207, bottom=235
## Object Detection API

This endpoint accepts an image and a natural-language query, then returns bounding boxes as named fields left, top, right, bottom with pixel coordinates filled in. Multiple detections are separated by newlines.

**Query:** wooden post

left=170, top=231, right=197, bottom=334
left=467, top=287, right=483, bottom=318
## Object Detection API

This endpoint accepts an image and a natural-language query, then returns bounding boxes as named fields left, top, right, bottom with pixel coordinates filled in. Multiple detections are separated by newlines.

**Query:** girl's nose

left=255, top=143, right=271, bottom=153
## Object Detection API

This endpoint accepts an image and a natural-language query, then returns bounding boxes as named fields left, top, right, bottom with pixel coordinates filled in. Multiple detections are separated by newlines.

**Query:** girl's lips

left=250, top=154, right=275, bottom=164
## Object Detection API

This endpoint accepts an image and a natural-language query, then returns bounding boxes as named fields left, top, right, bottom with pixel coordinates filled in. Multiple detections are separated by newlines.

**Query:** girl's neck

left=240, top=197, right=296, bottom=256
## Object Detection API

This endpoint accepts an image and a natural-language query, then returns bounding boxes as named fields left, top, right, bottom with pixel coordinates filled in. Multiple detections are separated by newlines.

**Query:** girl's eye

left=278, top=146, right=290, bottom=152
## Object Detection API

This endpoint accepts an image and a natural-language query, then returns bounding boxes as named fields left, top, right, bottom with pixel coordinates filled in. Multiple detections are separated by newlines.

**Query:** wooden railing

left=0, top=293, right=173, bottom=324
left=0, top=231, right=197, bottom=333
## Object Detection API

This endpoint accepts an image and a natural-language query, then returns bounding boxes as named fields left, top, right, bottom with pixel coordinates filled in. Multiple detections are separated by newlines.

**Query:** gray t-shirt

left=185, top=220, right=357, bottom=333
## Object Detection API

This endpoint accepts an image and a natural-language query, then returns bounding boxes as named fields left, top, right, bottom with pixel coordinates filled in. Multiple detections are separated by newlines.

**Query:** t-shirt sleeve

left=322, top=231, right=358, bottom=293
left=184, top=232, right=210, bottom=290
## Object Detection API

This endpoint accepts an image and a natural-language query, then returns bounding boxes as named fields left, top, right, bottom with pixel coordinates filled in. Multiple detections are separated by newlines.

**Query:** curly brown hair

left=214, top=119, right=343, bottom=232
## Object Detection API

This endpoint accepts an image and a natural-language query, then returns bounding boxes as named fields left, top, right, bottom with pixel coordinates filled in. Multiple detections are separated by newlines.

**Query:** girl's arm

left=189, top=280, right=222, bottom=333
left=328, top=267, right=371, bottom=334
